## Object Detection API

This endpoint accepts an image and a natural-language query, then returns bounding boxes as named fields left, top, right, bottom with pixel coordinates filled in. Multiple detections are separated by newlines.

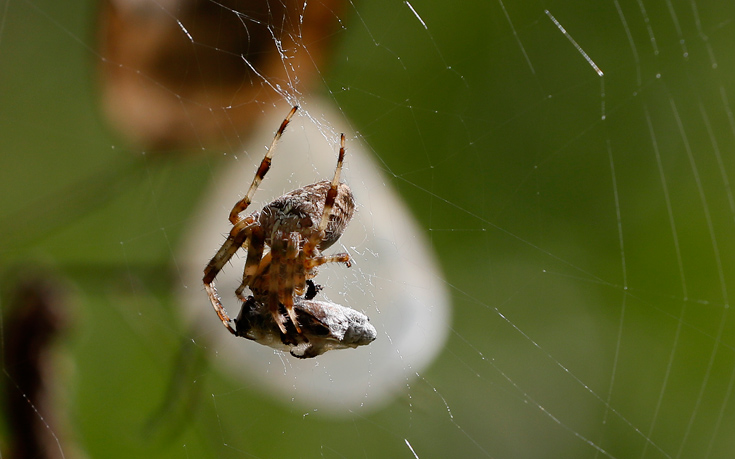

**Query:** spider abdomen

left=259, top=180, right=355, bottom=250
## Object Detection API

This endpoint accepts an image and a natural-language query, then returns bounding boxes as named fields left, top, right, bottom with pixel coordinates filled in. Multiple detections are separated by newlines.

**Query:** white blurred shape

left=178, top=99, right=450, bottom=415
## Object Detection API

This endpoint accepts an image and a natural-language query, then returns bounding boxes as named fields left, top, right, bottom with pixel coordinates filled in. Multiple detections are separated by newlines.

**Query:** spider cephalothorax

left=203, top=106, right=376, bottom=357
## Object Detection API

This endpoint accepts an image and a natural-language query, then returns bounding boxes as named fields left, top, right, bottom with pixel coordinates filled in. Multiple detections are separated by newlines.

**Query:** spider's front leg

left=228, top=106, right=298, bottom=225
left=281, top=233, right=302, bottom=332
left=235, top=226, right=265, bottom=301
left=267, top=233, right=302, bottom=334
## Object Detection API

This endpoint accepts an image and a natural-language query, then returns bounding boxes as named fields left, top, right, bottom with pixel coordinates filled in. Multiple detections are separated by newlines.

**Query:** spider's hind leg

left=267, top=234, right=301, bottom=334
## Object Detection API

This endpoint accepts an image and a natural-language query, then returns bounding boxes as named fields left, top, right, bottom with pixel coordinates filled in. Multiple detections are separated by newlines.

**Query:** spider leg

left=305, top=252, right=352, bottom=270
left=267, top=290, right=285, bottom=334
left=318, top=133, right=346, bottom=234
left=235, top=226, right=264, bottom=300
left=229, top=106, right=299, bottom=225
left=254, top=252, right=272, bottom=278
left=268, top=235, right=289, bottom=334
left=204, top=282, right=236, bottom=335
left=203, top=215, right=257, bottom=284
left=294, top=258, right=307, bottom=297
left=281, top=233, right=302, bottom=332
left=203, top=216, right=256, bottom=334
left=303, top=133, right=346, bottom=255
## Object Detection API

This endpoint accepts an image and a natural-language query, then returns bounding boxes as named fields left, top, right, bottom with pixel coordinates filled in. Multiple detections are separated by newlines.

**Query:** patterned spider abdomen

left=258, top=180, right=355, bottom=250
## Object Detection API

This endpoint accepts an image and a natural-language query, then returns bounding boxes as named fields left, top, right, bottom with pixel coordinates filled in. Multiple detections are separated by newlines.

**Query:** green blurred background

left=2, top=0, right=735, bottom=457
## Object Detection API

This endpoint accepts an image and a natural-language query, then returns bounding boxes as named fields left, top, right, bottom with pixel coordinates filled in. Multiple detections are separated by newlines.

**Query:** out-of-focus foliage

left=2, top=0, right=735, bottom=457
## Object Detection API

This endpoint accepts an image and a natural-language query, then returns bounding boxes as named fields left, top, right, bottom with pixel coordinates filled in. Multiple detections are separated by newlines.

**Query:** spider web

left=1, top=0, right=735, bottom=457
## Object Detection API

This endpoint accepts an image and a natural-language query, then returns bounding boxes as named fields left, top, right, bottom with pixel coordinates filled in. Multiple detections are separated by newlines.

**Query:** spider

left=203, top=106, right=376, bottom=357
